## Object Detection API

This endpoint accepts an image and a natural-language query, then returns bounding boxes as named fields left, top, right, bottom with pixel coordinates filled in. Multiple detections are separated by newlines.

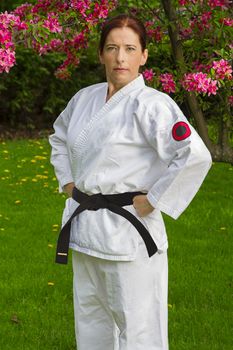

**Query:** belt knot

left=87, top=193, right=109, bottom=211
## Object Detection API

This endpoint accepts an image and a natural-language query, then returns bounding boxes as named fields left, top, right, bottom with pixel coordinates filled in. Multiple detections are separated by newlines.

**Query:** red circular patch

left=172, top=122, right=191, bottom=141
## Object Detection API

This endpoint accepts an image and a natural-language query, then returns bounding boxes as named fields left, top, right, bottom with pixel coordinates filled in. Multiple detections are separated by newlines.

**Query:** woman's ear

left=99, top=51, right=104, bottom=64
left=140, top=49, right=148, bottom=66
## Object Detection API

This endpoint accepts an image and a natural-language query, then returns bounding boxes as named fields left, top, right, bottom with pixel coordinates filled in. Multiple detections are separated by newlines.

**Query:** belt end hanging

left=147, top=241, right=158, bottom=258
left=55, top=252, right=68, bottom=264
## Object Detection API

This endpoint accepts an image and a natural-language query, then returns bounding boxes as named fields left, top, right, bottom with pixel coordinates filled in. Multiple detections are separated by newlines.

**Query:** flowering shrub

left=1, top=0, right=232, bottom=94
left=143, top=58, right=232, bottom=97
left=139, top=0, right=232, bottom=104
left=0, top=11, right=28, bottom=73
left=137, top=0, right=232, bottom=162
left=0, top=0, right=117, bottom=77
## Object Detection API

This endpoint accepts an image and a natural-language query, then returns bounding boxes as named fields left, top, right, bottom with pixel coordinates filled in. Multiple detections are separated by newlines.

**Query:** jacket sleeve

left=48, top=97, right=75, bottom=193
left=143, top=96, right=212, bottom=219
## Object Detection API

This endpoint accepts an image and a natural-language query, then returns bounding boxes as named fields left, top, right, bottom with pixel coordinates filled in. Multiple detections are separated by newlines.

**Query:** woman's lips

left=114, top=68, right=128, bottom=72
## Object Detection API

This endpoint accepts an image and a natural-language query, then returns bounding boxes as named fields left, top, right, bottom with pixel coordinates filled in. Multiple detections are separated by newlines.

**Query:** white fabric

left=49, top=74, right=212, bottom=261
left=72, top=243, right=168, bottom=350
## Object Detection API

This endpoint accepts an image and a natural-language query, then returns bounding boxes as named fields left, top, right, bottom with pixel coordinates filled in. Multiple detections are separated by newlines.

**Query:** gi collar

left=104, top=73, right=146, bottom=104
left=118, top=73, right=146, bottom=96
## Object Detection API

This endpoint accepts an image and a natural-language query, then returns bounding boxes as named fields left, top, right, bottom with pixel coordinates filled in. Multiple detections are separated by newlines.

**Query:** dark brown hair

left=99, top=14, right=147, bottom=54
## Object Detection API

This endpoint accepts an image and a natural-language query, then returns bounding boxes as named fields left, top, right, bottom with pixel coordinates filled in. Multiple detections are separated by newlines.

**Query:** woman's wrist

left=63, top=182, right=75, bottom=197
left=132, top=194, right=154, bottom=217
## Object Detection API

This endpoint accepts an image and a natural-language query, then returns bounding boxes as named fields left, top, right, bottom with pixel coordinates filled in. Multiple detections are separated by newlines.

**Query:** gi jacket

left=49, top=74, right=212, bottom=261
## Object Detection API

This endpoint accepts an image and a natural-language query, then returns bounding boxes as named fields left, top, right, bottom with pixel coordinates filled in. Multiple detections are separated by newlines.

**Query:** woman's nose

left=116, top=48, right=126, bottom=63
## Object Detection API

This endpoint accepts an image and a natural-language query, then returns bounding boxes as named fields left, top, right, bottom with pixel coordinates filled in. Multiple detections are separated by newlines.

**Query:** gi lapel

left=72, top=74, right=145, bottom=167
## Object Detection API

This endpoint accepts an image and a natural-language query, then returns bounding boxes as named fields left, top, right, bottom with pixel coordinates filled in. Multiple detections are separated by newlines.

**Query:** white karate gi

left=49, top=74, right=212, bottom=350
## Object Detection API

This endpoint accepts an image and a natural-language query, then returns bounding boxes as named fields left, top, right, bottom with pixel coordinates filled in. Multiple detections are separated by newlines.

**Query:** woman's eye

left=127, top=47, right=135, bottom=51
left=106, top=46, right=116, bottom=51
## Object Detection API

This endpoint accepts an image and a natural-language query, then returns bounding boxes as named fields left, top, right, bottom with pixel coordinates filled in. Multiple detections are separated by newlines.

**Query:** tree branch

left=160, top=0, right=214, bottom=153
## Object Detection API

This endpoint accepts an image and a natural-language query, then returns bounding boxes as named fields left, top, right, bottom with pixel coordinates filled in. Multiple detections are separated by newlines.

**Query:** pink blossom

left=208, top=0, right=230, bottom=9
left=93, top=3, right=109, bottom=19
left=0, top=12, right=28, bottom=32
left=0, top=48, right=16, bottom=73
left=206, top=79, right=218, bottom=95
left=72, top=32, right=88, bottom=49
left=32, top=0, right=52, bottom=14
left=63, top=52, right=80, bottom=67
left=50, top=39, right=63, bottom=49
left=85, top=1, right=111, bottom=23
left=54, top=51, right=81, bottom=79
left=31, top=0, right=68, bottom=14
left=145, top=21, right=162, bottom=42
left=52, top=46, right=81, bottom=72
left=201, top=11, right=212, bottom=24
left=220, top=18, right=233, bottom=27
left=43, top=13, right=62, bottom=33
left=192, top=61, right=212, bottom=72
left=70, top=0, right=90, bottom=17
left=16, top=22, right=28, bottom=30
left=13, top=3, right=32, bottom=18
left=62, top=33, right=88, bottom=55
left=212, top=59, right=232, bottom=80
left=228, top=96, right=233, bottom=106
left=29, top=16, right=40, bottom=25
left=71, top=0, right=90, bottom=11
left=181, top=72, right=219, bottom=96
left=190, top=11, right=212, bottom=32
left=142, top=69, right=155, bottom=81
left=38, top=43, right=50, bottom=55
left=179, top=0, right=188, bottom=5
left=159, top=73, right=176, bottom=93
left=179, top=27, right=192, bottom=39
left=38, top=38, right=63, bottom=55
left=70, top=0, right=113, bottom=23
left=0, top=29, right=11, bottom=44
left=0, top=12, right=19, bottom=27
left=1, top=11, right=29, bottom=31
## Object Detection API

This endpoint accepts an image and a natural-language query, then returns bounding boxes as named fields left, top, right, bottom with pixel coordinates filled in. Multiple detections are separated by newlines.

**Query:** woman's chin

left=110, top=73, right=136, bottom=86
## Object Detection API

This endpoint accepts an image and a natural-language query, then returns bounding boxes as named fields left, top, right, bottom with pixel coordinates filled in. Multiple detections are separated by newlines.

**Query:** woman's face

left=99, top=26, right=148, bottom=89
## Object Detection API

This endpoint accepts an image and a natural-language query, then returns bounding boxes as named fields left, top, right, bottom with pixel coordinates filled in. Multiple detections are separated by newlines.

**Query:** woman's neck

left=106, top=80, right=124, bottom=102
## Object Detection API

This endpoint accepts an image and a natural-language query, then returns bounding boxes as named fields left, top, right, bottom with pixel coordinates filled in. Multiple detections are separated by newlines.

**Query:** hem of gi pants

left=72, top=246, right=169, bottom=350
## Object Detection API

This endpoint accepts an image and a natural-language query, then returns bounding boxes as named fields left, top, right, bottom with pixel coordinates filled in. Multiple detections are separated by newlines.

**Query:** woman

left=49, top=14, right=212, bottom=350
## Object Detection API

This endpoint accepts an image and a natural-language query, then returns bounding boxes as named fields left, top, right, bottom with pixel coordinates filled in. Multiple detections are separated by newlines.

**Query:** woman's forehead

left=105, top=27, right=140, bottom=45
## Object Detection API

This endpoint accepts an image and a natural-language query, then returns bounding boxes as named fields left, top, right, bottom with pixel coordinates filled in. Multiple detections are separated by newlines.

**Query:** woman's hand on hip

left=132, top=195, right=154, bottom=217
left=63, top=182, right=75, bottom=197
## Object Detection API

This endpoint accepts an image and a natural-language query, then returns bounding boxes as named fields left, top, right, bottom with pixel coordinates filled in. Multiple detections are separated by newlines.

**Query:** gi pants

left=72, top=242, right=169, bottom=350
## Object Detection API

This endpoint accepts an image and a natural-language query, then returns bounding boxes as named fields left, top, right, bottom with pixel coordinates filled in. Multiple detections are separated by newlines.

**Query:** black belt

left=55, top=187, right=158, bottom=264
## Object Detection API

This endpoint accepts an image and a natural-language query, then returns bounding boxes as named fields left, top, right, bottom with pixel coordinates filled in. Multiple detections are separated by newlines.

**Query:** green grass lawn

left=0, top=138, right=232, bottom=350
